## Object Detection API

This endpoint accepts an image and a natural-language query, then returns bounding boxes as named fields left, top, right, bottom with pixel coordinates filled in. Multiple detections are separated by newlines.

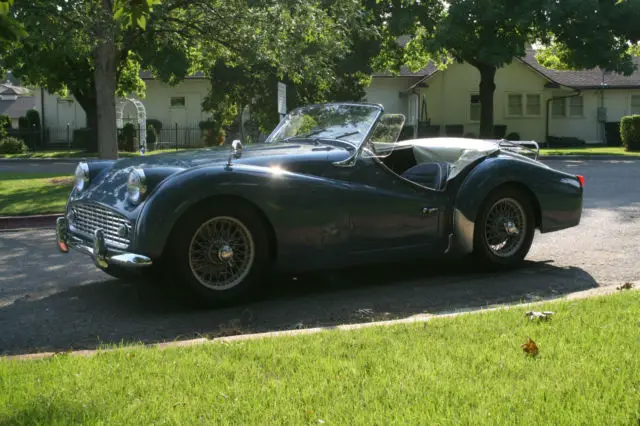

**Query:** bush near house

left=620, top=115, right=640, bottom=152
left=199, top=120, right=225, bottom=146
left=118, top=123, right=137, bottom=152
left=0, top=137, right=28, bottom=154
left=17, top=116, right=29, bottom=129
left=0, top=114, right=11, bottom=130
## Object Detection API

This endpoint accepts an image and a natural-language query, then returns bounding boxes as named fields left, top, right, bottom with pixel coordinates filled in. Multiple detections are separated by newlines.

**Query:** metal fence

left=7, top=123, right=265, bottom=153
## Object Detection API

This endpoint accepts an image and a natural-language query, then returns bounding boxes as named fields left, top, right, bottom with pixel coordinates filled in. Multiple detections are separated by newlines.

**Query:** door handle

left=422, top=207, right=438, bottom=215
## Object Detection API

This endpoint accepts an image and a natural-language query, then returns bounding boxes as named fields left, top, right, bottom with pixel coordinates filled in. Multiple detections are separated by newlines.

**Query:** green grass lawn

left=0, top=148, right=189, bottom=159
left=0, top=173, right=71, bottom=216
left=1, top=291, right=639, bottom=425
left=540, top=146, right=640, bottom=156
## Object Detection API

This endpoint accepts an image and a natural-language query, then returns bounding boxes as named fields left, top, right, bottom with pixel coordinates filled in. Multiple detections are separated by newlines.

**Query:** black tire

left=166, top=200, right=272, bottom=307
left=472, top=186, right=536, bottom=268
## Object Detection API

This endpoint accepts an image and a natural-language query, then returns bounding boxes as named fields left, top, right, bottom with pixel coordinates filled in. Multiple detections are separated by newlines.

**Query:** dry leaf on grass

left=521, top=337, right=539, bottom=357
left=616, top=282, right=634, bottom=291
left=525, top=311, right=555, bottom=321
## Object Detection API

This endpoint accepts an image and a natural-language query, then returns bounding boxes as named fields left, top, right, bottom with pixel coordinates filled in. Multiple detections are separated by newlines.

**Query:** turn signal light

left=576, top=175, right=585, bottom=187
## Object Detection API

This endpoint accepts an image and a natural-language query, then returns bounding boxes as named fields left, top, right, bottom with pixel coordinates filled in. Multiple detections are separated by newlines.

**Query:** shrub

left=118, top=123, right=137, bottom=152
left=506, top=132, right=520, bottom=141
left=0, top=114, right=11, bottom=130
left=620, top=115, right=640, bottom=152
left=0, top=137, right=28, bottom=154
left=546, top=136, right=586, bottom=148
left=18, top=116, right=29, bottom=129
left=146, top=119, right=162, bottom=136
left=199, top=120, right=224, bottom=146
left=146, top=124, right=158, bottom=147
left=25, top=109, right=41, bottom=129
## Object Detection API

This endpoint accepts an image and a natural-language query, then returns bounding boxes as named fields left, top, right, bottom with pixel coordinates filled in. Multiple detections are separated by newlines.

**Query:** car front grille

left=69, top=203, right=131, bottom=249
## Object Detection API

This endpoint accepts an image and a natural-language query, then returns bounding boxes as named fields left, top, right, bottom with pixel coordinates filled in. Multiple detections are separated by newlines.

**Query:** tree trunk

left=71, top=90, right=99, bottom=152
left=476, top=64, right=497, bottom=138
left=93, top=0, right=118, bottom=159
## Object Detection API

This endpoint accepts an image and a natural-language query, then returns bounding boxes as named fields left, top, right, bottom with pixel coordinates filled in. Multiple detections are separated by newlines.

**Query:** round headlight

left=74, top=162, right=89, bottom=191
left=127, top=168, right=147, bottom=205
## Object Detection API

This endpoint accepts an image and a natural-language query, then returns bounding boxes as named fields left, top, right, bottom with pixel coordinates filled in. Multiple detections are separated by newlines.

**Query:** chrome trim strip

left=453, top=208, right=475, bottom=254
left=56, top=216, right=152, bottom=268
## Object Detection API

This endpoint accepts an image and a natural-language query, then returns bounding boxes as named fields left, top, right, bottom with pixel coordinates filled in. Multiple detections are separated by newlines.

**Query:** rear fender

left=452, top=155, right=581, bottom=253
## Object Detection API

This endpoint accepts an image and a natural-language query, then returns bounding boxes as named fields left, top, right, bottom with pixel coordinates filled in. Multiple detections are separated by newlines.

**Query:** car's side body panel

left=451, top=152, right=583, bottom=252
left=134, top=164, right=356, bottom=271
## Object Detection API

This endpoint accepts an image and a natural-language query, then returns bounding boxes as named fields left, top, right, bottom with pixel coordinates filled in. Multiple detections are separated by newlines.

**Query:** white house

left=0, top=81, right=36, bottom=128
left=34, top=47, right=640, bottom=145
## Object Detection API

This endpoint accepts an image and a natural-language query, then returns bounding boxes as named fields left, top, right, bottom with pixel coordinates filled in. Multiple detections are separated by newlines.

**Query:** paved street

left=0, top=159, right=78, bottom=175
left=0, top=158, right=638, bottom=355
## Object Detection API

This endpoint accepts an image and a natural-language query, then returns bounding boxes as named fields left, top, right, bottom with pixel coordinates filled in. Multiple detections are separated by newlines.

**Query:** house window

left=170, top=96, right=186, bottom=108
left=506, top=93, right=542, bottom=117
left=552, top=98, right=566, bottom=117
left=469, top=94, right=481, bottom=122
left=526, top=94, right=541, bottom=116
left=569, top=96, right=583, bottom=116
left=631, top=95, right=640, bottom=115
left=508, top=94, right=523, bottom=116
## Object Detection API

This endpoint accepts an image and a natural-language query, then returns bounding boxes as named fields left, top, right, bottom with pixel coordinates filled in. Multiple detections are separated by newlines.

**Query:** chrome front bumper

left=56, top=217, right=152, bottom=268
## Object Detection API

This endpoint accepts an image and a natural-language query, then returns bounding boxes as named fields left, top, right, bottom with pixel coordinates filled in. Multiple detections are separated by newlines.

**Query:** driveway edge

left=0, top=214, right=60, bottom=231
left=4, top=282, right=637, bottom=361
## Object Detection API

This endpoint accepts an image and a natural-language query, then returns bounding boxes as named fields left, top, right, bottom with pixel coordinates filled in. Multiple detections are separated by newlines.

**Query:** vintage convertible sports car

left=56, top=102, right=584, bottom=306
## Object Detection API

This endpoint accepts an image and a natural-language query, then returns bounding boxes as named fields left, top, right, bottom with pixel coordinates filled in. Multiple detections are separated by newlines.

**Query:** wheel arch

left=453, top=180, right=542, bottom=254
left=163, top=194, right=279, bottom=262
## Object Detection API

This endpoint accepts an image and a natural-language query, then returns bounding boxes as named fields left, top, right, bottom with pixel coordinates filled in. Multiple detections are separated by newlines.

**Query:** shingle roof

left=0, top=97, right=36, bottom=118
left=518, top=49, right=640, bottom=89
left=372, top=63, right=438, bottom=77
left=0, top=83, right=32, bottom=96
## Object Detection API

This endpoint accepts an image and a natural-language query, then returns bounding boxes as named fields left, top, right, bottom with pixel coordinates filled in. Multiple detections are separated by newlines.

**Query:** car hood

left=103, top=142, right=352, bottom=172
left=72, top=142, right=352, bottom=213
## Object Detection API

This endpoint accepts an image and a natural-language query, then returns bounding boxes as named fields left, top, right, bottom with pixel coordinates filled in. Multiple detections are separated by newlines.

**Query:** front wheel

left=472, top=187, right=535, bottom=268
left=167, top=201, right=271, bottom=307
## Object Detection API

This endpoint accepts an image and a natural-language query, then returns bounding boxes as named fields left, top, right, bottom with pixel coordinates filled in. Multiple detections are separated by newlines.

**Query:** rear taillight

left=576, top=175, right=585, bottom=187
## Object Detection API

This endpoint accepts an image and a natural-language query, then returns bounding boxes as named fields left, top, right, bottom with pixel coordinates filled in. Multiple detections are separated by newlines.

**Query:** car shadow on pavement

left=0, top=257, right=598, bottom=356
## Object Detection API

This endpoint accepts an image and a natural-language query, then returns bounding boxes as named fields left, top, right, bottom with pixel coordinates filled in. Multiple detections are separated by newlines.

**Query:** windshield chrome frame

left=264, top=102, right=384, bottom=152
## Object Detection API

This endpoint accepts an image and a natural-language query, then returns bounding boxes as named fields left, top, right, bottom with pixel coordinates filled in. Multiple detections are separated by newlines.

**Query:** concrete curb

left=0, top=213, right=60, bottom=231
left=4, top=282, right=637, bottom=361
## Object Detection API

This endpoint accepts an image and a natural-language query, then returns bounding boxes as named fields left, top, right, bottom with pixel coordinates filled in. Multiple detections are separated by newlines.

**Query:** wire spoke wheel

left=188, top=216, right=255, bottom=290
left=483, top=197, right=527, bottom=258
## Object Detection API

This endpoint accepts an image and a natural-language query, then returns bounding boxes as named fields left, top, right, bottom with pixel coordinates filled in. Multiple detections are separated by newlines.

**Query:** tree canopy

left=374, top=0, right=640, bottom=138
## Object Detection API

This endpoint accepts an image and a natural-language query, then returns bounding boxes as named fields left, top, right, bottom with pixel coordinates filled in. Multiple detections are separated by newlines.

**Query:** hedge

left=0, top=137, right=28, bottom=154
left=620, top=115, right=640, bottom=152
left=0, top=114, right=11, bottom=130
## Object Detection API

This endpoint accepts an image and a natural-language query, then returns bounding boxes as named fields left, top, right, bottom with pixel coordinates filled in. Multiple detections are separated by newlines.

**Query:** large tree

left=203, top=0, right=381, bottom=135
left=3, top=0, right=351, bottom=158
left=377, top=0, right=639, bottom=138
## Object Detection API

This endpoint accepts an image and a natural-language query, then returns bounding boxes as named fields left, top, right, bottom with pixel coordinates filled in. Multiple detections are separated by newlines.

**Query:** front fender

left=452, top=155, right=582, bottom=253
left=133, top=164, right=349, bottom=259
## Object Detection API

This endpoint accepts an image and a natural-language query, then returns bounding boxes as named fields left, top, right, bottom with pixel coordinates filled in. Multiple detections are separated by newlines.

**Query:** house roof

left=372, top=63, right=439, bottom=78
left=0, top=83, right=32, bottom=96
left=0, top=96, right=36, bottom=118
left=518, top=49, right=640, bottom=89
left=409, top=48, right=640, bottom=90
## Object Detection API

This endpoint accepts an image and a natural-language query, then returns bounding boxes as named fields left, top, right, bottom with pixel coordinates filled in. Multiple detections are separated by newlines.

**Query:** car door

left=345, top=153, right=449, bottom=261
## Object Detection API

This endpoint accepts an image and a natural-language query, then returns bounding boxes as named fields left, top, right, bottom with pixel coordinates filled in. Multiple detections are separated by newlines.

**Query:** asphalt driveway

left=0, top=158, right=638, bottom=355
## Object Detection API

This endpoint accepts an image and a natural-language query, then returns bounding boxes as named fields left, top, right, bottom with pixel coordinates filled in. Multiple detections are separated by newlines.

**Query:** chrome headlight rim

left=127, top=168, right=147, bottom=205
left=74, top=162, right=90, bottom=191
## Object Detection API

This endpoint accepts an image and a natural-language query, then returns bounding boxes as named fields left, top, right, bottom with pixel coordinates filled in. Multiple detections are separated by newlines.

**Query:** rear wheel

left=472, top=187, right=535, bottom=268
left=167, top=201, right=271, bottom=307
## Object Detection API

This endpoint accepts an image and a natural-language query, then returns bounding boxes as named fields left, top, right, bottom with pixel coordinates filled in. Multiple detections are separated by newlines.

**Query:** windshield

left=265, top=103, right=382, bottom=148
